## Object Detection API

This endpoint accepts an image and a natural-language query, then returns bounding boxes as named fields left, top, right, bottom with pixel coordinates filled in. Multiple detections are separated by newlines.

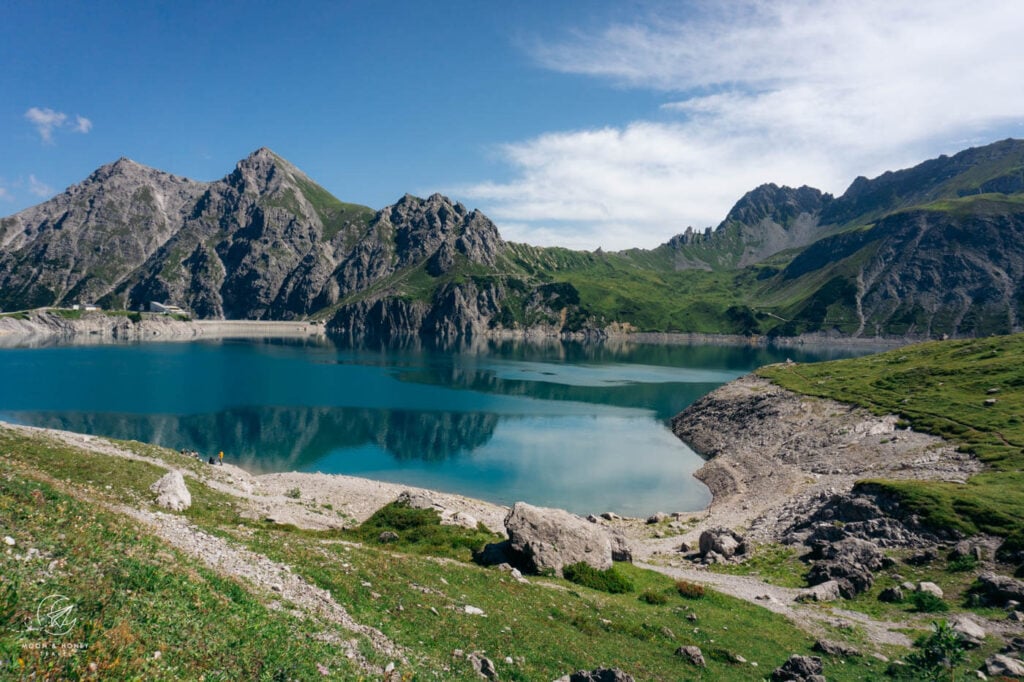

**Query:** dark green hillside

left=758, top=195, right=1024, bottom=338
left=759, top=332, right=1024, bottom=549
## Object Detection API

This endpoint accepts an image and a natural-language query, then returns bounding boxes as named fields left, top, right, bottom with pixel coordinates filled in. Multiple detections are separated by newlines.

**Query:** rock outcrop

left=504, top=502, right=612, bottom=576
left=150, top=470, right=191, bottom=511
left=771, top=655, right=825, bottom=682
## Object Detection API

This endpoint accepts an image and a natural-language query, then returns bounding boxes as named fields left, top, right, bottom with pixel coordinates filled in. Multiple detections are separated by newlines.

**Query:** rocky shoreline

left=0, top=310, right=324, bottom=347
left=1, top=309, right=923, bottom=353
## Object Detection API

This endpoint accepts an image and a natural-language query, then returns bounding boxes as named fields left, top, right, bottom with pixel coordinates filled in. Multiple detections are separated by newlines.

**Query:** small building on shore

left=71, top=303, right=101, bottom=312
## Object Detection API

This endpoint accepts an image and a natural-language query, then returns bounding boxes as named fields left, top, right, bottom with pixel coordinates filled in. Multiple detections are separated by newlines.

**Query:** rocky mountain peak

left=722, top=183, right=829, bottom=228
left=228, top=147, right=300, bottom=194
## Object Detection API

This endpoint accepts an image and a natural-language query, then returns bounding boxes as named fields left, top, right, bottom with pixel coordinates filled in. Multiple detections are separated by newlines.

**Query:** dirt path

left=118, top=506, right=406, bottom=675
left=637, top=561, right=912, bottom=649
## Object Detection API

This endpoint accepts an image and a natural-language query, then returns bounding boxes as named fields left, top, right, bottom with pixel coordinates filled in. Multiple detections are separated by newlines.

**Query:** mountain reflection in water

left=0, top=337, right=864, bottom=515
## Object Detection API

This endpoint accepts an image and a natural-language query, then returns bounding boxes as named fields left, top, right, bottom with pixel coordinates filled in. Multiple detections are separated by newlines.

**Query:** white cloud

left=25, top=107, right=67, bottom=144
left=24, top=107, right=93, bottom=143
left=460, top=0, right=1024, bottom=250
left=0, top=186, right=11, bottom=202
left=28, top=175, right=54, bottom=198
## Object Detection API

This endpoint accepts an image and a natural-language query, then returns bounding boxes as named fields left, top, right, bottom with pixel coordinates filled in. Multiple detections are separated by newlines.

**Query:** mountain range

left=3, top=139, right=1024, bottom=340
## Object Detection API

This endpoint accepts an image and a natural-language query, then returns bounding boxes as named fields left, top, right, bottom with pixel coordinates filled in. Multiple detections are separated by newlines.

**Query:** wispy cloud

left=0, top=186, right=12, bottom=202
left=74, top=115, right=93, bottom=134
left=28, top=175, right=54, bottom=198
left=24, top=107, right=93, bottom=143
left=461, top=0, right=1024, bottom=250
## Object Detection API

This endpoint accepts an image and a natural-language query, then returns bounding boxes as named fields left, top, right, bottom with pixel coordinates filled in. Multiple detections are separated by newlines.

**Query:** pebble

left=3, top=536, right=14, bottom=546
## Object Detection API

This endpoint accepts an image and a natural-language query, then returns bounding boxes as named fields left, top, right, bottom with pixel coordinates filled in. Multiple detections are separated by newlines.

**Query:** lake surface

left=0, top=337, right=860, bottom=516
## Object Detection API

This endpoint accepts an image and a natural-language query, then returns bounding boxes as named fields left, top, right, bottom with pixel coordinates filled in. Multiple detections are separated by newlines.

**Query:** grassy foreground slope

left=759, top=332, right=1024, bottom=549
left=0, top=429, right=891, bottom=681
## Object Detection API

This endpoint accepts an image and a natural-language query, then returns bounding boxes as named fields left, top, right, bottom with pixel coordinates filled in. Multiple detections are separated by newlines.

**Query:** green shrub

left=639, top=589, right=668, bottom=605
left=562, top=562, right=634, bottom=594
left=352, top=501, right=500, bottom=561
left=909, top=590, right=948, bottom=613
left=285, top=487, right=301, bottom=499
left=947, top=554, right=978, bottom=572
left=905, top=621, right=966, bottom=680
left=676, top=580, right=706, bottom=599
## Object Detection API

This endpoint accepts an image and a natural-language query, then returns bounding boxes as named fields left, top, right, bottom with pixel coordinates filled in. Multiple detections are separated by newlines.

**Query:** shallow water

left=0, top=337, right=862, bottom=515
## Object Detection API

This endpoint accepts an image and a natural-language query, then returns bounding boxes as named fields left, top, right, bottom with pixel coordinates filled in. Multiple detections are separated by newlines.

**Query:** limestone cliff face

left=122, top=148, right=374, bottom=320
left=0, top=159, right=205, bottom=311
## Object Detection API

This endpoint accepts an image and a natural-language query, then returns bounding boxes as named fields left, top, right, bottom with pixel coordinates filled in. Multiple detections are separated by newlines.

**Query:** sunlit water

left=0, top=337, right=862, bottom=515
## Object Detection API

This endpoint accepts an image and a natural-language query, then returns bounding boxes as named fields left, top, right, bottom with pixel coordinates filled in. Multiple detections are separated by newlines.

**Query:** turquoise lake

left=0, top=338, right=859, bottom=516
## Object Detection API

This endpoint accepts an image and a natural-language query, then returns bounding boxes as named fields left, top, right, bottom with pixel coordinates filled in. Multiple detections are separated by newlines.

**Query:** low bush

left=909, top=590, right=948, bottom=613
left=639, top=589, right=668, bottom=605
left=676, top=580, right=706, bottom=599
left=352, top=501, right=500, bottom=561
left=947, top=554, right=978, bottom=572
left=562, top=562, right=635, bottom=594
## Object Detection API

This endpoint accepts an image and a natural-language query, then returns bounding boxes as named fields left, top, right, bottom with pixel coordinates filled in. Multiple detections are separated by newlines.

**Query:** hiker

left=218, top=450, right=224, bottom=466
left=207, top=456, right=215, bottom=465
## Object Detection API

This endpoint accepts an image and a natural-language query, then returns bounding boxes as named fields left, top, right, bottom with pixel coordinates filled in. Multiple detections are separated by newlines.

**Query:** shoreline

left=1, top=309, right=940, bottom=351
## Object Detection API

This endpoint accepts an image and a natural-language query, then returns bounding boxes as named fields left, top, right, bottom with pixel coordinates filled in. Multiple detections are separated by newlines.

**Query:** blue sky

left=3, top=1, right=1024, bottom=250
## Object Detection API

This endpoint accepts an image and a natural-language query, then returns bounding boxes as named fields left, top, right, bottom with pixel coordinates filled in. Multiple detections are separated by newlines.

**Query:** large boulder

left=771, top=655, right=825, bottom=682
left=806, top=537, right=886, bottom=598
left=505, top=502, right=612, bottom=576
left=949, top=615, right=986, bottom=647
left=150, top=470, right=191, bottom=511
left=973, top=572, right=1024, bottom=607
left=984, top=654, right=1024, bottom=678
left=698, top=527, right=746, bottom=559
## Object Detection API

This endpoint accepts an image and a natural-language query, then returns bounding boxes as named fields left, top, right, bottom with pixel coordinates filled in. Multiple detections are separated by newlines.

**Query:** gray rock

left=504, top=502, right=612, bottom=576
left=699, top=527, right=746, bottom=559
left=797, top=580, right=841, bottom=603
left=807, top=561, right=873, bottom=599
left=950, top=615, right=987, bottom=647
left=984, top=653, right=1024, bottom=678
left=378, top=531, right=399, bottom=543
left=609, top=532, right=633, bottom=563
left=566, top=668, right=635, bottom=682
left=917, top=581, right=944, bottom=598
left=974, top=572, right=1024, bottom=607
left=646, top=512, right=668, bottom=524
left=600, top=512, right=620, bottom=521
left=951, top=540, right=986, bottom=562
left=150, top=470, right=191, bottom=511
left=771, top=654, right=824, bottom=681
left=675, top=645, right=706, bottom=667
left=467, top=651, right=498, bottom=680
left=813, top=639, right=861, bottom=657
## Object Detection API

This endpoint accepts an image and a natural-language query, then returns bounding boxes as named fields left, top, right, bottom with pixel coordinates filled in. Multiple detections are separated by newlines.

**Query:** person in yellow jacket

left=218, top=450, right=224, bottom=466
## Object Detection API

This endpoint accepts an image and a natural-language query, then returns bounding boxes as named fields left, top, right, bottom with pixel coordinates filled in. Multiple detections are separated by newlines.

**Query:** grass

left=759, top=333, right=1024, bottom=545
left=562, top=563, right=635, bottom=594
left=0, top=426, right=894, bottom=680
left=0, top=474, right=358, bottom=681
left=705, top=544, right=809, bottom=588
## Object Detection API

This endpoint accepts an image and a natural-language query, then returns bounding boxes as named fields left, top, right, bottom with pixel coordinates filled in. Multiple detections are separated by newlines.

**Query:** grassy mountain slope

left=759, top=332, right=1024, bottom=550
left=1, top=428, right=894, bottom=680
